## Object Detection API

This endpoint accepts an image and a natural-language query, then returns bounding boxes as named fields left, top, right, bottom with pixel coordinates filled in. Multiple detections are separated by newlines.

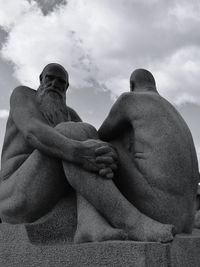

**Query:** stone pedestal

left=0, top=196, right=200, bottom=267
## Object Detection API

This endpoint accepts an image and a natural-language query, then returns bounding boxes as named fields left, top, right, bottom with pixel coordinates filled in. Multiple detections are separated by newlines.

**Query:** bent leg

left=56, top=121, right=126, bottom=242
left=0, top=150, right=71, bottom=223
left=57, top=122, right=174, bottom=243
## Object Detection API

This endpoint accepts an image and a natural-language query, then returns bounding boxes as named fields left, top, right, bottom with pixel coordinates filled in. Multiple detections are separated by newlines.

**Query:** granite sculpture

left=0, top=65, right=199, bottom=245
left=194, top=185, right=200, bottom=228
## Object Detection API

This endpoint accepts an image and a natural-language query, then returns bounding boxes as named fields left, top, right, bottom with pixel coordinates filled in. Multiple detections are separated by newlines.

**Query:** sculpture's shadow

left=25, top=192, right=77, bottom=244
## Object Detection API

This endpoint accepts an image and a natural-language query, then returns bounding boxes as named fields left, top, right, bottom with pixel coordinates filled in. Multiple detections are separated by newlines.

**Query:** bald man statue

left=98, top=69, right=199, bottom=234
left=74, top=69, right=199, bottom=243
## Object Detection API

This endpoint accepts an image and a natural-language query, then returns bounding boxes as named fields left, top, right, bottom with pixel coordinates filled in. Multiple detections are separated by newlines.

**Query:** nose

left=51, top=78, right=59, bottom=88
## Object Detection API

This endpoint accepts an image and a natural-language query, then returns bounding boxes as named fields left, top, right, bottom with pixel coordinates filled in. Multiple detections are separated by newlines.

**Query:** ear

left=130, top=81, right=135, bottom=91
left=39, top=74, right=42, bottom=83
left=66, top=82, right=69, bottom=90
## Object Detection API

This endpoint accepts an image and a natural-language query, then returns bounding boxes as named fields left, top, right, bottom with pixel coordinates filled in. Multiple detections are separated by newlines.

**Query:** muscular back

left=99, top=91, right=199, bottom=232
left=128, top=92, right=198, bottom=194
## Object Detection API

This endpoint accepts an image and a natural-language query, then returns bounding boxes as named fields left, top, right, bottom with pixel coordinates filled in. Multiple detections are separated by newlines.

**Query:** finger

left=99, top=168, right=114, bottom=179
left=107, top=151, right=118, bottom=161
left=96, top=162, right=117, bottom=171
left=106, top=173, right=114, bottom=179
left=110, top=163, right=118, bottom=171
left=99, top=168, right=111, bottom=176
left=96, top=163, right=106, bottom=170
left=95, top=146, right=112, bottom=155
left=96, top=156, right=114, bottom=164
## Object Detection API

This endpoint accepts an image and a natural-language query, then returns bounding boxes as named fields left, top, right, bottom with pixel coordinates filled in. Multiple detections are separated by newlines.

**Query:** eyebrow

left=45, top=74, right=66, bottom=83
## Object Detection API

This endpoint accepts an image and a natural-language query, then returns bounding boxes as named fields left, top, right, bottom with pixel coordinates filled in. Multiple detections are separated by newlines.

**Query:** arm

left=98, top=93, right=132, bottom=141
left=10, top=87, right=116, bottom=172
left=10, top=87, right=82, bottom=164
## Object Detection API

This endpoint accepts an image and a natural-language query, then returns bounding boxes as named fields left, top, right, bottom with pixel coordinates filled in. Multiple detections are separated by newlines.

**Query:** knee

left=55, top=122, right=98, bottom=141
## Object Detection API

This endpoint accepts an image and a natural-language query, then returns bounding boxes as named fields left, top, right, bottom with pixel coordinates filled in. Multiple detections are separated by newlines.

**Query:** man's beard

left=36, top=86, right=70, bottom=127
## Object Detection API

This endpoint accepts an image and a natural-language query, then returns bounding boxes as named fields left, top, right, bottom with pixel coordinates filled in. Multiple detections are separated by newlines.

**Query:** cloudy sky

left=0, top=0, right=199, bottom=165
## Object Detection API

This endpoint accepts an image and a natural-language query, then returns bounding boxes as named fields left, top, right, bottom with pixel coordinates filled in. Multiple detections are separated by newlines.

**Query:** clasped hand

left=80, top=139, right=118, bottom=179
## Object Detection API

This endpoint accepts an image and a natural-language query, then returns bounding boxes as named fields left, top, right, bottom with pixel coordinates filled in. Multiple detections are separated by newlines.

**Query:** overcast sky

left=0, top=0, right=199, bottom=165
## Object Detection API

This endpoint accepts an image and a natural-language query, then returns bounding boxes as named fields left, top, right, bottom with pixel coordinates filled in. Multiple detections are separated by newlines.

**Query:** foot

left=74, top=193, right=127, bottom=243
left=74, top=224, right=126, bottom=243
left=126, top=214, right=174, bottom=243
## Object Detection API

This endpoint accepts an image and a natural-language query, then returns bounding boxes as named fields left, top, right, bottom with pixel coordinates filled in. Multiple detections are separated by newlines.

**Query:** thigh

left=15, top=149, right=71, bottom=193
left=5, top=150, right=71, bottom=216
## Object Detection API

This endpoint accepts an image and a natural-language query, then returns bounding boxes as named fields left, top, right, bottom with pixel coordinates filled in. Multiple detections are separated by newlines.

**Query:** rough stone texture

left=171, top=229, right=200, bottom=267
left=0, top=230, right=170, bottom=267
left=0, top=225, right=200, bottom=267
left=1, top=66, right=198, bottom=244
left=25, top=193, right=77, bottom=244
left=99, top=86, right=199, bottom=234
left=0, top=197, right=200, bottom=267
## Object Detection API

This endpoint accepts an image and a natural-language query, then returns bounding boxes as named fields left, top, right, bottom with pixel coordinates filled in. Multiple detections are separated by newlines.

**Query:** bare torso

left=0, top=87, right=80, bottom=181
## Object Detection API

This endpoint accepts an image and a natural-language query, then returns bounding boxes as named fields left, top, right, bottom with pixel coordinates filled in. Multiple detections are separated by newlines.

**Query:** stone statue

left=194, top=184, right=200, bottom=228
left=74, top=69, right=199, bottom=242
left=0, top=65, right=198, bottom=245
left=0, top=63, right=117, bottom=222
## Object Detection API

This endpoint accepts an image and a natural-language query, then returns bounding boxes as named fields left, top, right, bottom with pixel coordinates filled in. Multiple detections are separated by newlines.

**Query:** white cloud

left=0, top=0, right=36, bottom=30
left=0, top=0, right=200, bottom=105
left=153, top=46, right=200, bottom=105
left=0, top=109, right=9, bottom=119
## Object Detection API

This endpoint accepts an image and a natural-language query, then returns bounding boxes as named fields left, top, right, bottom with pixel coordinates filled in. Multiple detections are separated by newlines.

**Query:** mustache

left=45, top=87, right=63, bottom=98
left=40, top=86, right=64, bottom=99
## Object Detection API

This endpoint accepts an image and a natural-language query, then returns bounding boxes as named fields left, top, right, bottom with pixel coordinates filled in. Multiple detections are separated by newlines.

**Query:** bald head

left=38, top=63, right=69, bottom=103
left=37, top=63, right=70, bottom=126
left=130, top=69, right=157, bottom=93
left=40, top=63, right=69, bottom=88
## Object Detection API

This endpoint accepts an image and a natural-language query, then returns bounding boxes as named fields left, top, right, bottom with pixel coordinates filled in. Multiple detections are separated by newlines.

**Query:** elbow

left=24, top=124, right=38, bottom=146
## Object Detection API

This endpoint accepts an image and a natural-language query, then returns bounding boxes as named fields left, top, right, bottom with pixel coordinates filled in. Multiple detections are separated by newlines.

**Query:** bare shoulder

left=68, top=106, right=82, bottom=122
left=11, top=85, right=36, bottom=95
left=11, top=86, right=36, bottom=100
left=112, top=92, right=135, bottom=114
left=115, top=92, right=135, bottom=105
left=118, top=92, right=133, bottom=101
left=10, top=86, right=37, bottom=107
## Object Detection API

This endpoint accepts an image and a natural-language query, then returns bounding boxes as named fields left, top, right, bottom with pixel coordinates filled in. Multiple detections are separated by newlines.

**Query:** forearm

left=25, top=121, right=81, bottom=164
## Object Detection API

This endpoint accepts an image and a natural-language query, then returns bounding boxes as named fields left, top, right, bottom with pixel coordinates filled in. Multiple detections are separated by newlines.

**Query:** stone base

left=0, top=222, right=200, bottom=267
left=0, top=197, right=200, bottom=266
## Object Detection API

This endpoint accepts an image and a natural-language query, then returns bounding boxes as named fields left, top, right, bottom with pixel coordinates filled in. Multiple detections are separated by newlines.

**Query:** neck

left=132, top=85, right=158, bottom=93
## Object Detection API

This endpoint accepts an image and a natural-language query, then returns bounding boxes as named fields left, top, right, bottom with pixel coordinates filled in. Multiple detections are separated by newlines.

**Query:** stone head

left=130, top=69, right=157, bottom=93
left=39, top=63, right=69, bottom=101
left=37, top=63, right=70, bottom=126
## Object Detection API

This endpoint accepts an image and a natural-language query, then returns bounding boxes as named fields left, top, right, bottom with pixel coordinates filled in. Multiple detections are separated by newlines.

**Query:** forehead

left=43, top=66, right=68, bottom=80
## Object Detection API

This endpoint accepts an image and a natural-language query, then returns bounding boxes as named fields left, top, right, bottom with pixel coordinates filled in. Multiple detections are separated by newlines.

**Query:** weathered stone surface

left=0, top=195, right=200, bottom=266
left=0, top=65, right=198, bottom=245
left=0, top=217, right=200, bottom=267
left=171, top=229, right=200, bottom=267
left=25, top=193, right=77, bottom=244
